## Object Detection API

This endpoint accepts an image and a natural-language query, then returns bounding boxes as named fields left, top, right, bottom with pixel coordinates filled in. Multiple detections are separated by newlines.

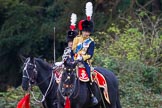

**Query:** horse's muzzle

left=21, top=78, right=29, bottom=91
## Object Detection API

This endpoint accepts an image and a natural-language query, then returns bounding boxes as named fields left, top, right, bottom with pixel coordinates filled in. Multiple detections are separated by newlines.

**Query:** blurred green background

left=0, top=0, right=162, bottom=107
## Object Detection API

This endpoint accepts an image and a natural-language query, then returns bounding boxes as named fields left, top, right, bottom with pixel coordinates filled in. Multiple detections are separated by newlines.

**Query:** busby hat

left=66, top=13, right=78, bottom=42
left=82, top=20, right=93, bottom=32
left=67, top=30, right=78, bottom=42
left=78, top=2, right=94, bottom=33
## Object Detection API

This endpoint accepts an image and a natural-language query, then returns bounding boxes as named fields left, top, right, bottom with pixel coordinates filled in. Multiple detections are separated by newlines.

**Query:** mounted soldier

left=72, top=2, right=98, bottom=105
left=57, top=2, right=121, bottom=108
left=62, top=13, right=78, bottom=62
left=53, top=13, right=78, bottom=83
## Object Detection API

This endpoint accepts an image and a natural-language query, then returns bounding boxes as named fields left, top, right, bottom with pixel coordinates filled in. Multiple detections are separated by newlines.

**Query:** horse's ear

left=19, top=55, right=26, bottom=63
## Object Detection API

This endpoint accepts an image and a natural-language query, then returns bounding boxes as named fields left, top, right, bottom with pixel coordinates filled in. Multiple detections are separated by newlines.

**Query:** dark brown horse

left=21, top=57, right=58, bottom=108
left=57, top=58, right=122, bottom=108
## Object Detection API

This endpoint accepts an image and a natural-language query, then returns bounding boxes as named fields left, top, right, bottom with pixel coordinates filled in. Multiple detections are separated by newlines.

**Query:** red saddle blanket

left=77, top=68, right=110, bottom=104
left=53, top=67, right=63, bottom=84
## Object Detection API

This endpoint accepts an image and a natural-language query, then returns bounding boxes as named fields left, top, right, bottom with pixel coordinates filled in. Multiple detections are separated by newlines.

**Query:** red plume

left=87, top=16, right=91, bottom=21
left=70, top=25, right=75, bottom=31
left=78, top=20, right=84, bottom=31
left=17, top=93, right=30, bottom=108
left=64, top=96, right=71, bottom=108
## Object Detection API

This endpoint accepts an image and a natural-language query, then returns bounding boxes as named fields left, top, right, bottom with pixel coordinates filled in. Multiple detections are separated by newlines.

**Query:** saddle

left=53, top=62, right=110, bottom=104
left=77, top=63, right=110, bottom=104
left=53, top=62, right=63, bottom=84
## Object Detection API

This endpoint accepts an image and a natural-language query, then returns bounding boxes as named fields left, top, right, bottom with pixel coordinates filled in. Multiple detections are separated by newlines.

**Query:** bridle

left=23, top=58, right=37, bottom=85
left=22, top=57, right=54, bottom=103
left=58, top=62, right=78, bottom=99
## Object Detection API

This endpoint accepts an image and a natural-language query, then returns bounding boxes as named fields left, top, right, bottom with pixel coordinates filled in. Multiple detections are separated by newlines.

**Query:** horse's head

left=60, top=58, right=78, bottom=96
left=21, top=57, right=37, bottom=91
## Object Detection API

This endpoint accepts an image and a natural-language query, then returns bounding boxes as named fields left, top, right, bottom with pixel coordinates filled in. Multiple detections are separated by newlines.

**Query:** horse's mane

left=35, top=58, right=52, bottom=71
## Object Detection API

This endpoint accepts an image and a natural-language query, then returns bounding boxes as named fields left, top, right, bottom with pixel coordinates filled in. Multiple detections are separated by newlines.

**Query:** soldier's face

left=82, top=31, right=90, bottom=37
left=68, top=41, right=73, bottom=48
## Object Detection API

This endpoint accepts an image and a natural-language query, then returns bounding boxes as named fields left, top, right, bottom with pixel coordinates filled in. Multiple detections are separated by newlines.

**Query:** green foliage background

left=0, top=0, right=162, bottom=107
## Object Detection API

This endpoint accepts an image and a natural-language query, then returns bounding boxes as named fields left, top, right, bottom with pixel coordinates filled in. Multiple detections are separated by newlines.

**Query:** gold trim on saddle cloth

left=93, top=70, right=110, bottom=104
left=76, top=63, right=91, bottom=82
left=76, top=64, right=111, bottom=104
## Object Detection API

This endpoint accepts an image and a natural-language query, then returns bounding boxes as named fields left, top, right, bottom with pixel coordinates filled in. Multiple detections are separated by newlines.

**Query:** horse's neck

left=37, top=69, right=52, bottom=94
left=71, top=78, right=81, bottom=96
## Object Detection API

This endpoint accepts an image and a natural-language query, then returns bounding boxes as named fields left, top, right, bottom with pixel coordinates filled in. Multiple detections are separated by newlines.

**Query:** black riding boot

left=88, top=81, right=98, bottom=106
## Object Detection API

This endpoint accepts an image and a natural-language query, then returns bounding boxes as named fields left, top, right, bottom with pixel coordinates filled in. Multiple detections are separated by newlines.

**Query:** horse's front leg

left=57, top=103, right=64, bottom=108
left=57, top=98, right=64, bottom=108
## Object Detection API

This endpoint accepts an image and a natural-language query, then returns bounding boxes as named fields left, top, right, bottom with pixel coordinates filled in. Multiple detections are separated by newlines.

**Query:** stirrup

left=91, top=95, right=98, bottom=106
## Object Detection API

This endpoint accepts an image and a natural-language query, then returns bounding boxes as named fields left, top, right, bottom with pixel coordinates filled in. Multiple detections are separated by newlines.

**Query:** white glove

left=55, top=62, right=63, bottom=67
left=62, top=47, right=71, bottom=61
left=77, top=55, right=83, bottom=61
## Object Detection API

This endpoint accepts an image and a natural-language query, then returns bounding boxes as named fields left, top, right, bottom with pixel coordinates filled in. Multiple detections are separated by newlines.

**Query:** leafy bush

left=93, top=52, right=162, bottom=108
left=93, top=13, right=162, bottom=107
left=0, top=86, right=44, bottom=108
